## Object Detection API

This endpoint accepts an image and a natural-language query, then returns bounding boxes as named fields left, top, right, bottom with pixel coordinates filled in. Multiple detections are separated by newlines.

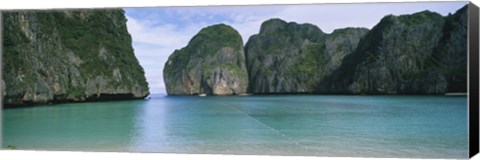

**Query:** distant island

left=163, top=5, right=467, bottom=96
left=2, top=9, right=150, bottom=107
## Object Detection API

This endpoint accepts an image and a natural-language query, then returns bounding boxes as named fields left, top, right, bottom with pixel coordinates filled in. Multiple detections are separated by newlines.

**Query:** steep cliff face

left=319, top=10, right=454, bottom=94
left=163, top=24, right=248, bottom=95
left=431, top=5, right=468, bottom=93
left=2, top=10, right=149, bottom=106
left=162, top=6, right=467, bottom=95
left=245, top=19, right=368, bottom=93
left=322, top=28, right=370, bottom=79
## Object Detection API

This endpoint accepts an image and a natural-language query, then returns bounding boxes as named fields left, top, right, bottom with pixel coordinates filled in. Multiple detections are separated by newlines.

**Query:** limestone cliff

left=245, top=19, right=368, bottom=93
left=162, top=6, right=468, bottom=95
left=163, top=24, right=248, bottom=95
left=2, top=9, right=149, bottom=106
left=319, top=8, right=466, bottom=94
left=431, top=5, right=468, bottom=93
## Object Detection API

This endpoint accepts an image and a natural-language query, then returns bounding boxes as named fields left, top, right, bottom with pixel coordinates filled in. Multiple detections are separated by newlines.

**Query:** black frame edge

left=469, top=1, right=480, bottom=159
left=0, top=11, right=3, bottom=147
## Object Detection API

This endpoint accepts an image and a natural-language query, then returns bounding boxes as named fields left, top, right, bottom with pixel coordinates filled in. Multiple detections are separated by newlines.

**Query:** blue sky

left=124, top=1, right=467, bottom=94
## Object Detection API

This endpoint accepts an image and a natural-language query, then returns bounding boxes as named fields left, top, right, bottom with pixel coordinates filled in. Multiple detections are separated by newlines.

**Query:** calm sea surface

left=2, top=95, right=468, bottom=158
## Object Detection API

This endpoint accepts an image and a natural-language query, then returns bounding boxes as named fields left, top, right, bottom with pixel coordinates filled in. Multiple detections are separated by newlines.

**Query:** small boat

left=199, top=93, right=207, bottom=97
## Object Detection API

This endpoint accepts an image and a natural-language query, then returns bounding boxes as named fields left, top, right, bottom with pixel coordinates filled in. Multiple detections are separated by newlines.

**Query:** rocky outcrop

left=245, top=19, right=368, bottom=93
left=162, top=6, right=467, bottom=95
left=324, top=28, right=370, bottom=73
left=319, top=8, right=467, bottom=94
left=2, top=9, right=149, bottom=106
left=163, top=24, right=248, bottom=95
left=431, top=5, right=468, bottom=92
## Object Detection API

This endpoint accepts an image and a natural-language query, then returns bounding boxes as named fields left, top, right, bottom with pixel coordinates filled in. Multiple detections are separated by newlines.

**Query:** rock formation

left=162, top=6, right=468, bottom=95
left=163, top=24, right=248, bottom=95
left=245, top=19, right=368, bottom=93
left=319, top=7, right=467, bottom=94
left=2, top=9, right=150, bottom=106
left=431, top=5, right=468, bottom=93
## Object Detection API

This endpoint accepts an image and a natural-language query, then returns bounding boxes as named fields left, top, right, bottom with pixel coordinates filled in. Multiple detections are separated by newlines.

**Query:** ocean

left=2, top=94, right=468, bottom=158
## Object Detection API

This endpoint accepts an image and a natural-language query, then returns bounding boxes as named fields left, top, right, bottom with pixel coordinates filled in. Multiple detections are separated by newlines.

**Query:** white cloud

left=127, top=16, right=195, bottom=47
left=126, top=17, right=198, bottom=93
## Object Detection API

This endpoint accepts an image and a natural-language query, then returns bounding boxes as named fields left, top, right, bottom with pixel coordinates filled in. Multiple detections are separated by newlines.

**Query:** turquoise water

left=2, top=95, right=468, bottom=158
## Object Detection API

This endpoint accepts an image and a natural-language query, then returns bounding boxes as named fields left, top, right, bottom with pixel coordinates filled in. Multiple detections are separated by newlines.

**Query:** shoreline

left=163, top=92, right=468, bottom=96
left=3, top=92, right=468, bottom=109
left=445, top=92, right=468, bottom=96
left=2, top=94, right=149, bottom=109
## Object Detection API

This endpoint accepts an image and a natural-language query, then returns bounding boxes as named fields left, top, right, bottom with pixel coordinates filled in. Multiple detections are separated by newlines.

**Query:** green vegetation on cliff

left=430, top=5, right=468, bottom=92
left=163, top=24, right=248, bottom=95
left=162, top=6, right=467, bottom=95
left=2, top=9, right=149, bottom=106
left=319, top=8, right=467, bottom=94
left=164, top=24, right=243, bottom=72
left=245, top=19, right=368, bottom=93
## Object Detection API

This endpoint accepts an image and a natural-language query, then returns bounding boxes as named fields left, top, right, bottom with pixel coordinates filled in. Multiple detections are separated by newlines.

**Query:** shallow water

left=2, top=95, right=468, bottom=158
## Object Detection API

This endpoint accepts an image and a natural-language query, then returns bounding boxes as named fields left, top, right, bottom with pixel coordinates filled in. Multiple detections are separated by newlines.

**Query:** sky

left=124, top=1, right=467, bottom=94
